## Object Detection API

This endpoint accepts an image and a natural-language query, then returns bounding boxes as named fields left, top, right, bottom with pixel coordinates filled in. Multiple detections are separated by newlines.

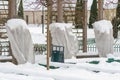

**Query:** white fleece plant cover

left=92, top=20, right=114, bottom=57
left=50, top=23, right=78, bottom=59
left=6, top=19, right=35, bottom=64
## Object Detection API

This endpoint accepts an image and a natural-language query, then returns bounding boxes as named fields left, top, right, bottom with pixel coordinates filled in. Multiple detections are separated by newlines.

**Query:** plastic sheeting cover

left=6, top=19, right=35, bottom=64
left=50, top=23, right=78, bottom=59
left=92, top=20, right=114, bottom=57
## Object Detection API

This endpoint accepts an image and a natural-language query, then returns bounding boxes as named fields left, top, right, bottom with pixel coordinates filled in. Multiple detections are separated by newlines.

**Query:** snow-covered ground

left=0, top=55, right=120, bottom=80
left=0, top=0, right=119, bottom=79
left=1, top=23, right=120, bottom=80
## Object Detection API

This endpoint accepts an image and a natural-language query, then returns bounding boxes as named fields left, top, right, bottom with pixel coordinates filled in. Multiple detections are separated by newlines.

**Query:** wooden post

left=98, top=0, right=103, bottom=20
left=8, top=0, right=17, bottom=18
left=57, top=0, right=63, bottom=22
left=8, top=0, right=17, bottom=64
left=83, top=0, right=87, bottom=52
left=46, top=0, right=53, bottom=70
left=47, top=8, right=50, bottom=70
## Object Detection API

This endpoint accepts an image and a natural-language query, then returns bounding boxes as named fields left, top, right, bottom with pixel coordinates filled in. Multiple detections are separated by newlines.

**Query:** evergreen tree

left=89, top=0, right=98, bottom=28
left=112, top=0, right=120, bottom=38
left=75, top=0, right=83, bottom=29
left=18, top=0, right=24, bottom=19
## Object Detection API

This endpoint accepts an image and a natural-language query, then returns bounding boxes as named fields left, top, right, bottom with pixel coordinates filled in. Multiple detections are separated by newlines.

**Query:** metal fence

left=1, top=43, right=119, bottom=55
left=33, top=43, right=120, bottom=54
left=87, top=44, right=97, bottom=52
left=113, top=44, right=120, bottom=53
left=0, top=41, right=11, bottom=56
left=87, top=44, right=120, bottom=53
left=0, top=42, right=47, bottom=55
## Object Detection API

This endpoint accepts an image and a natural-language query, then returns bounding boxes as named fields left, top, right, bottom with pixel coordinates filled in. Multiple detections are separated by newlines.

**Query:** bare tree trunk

left=98, top=0, right=103, bottom=20
left=57, top=0, right=63, bottom=22
left=49, top=3, right=52, bottom=23
left=8, top=0, right=17, bottom=18
left=8, top=0, right=17, bottom=64
left=46, top=0, right=53, bottom=70
left=83, top=0, right=87, bottom=52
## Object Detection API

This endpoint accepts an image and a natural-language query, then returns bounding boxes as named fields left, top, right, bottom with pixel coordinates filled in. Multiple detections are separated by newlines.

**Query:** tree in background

left=75, top=0, right=83, bottom=29
left=57, top=0, right=63, bottom=22
left=89, top=0, right=98, bottom=28
left=18, top=0, right=24, bottom=19
left=112, top=0, right=120, bottom=38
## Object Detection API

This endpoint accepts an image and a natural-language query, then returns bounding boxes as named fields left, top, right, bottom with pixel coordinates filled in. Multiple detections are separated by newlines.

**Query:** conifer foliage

left=18, top=0, right=24, bottom=19
left=112, top=0, right=120, bottom=38
left=89, top=0, right=98, bottom=28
